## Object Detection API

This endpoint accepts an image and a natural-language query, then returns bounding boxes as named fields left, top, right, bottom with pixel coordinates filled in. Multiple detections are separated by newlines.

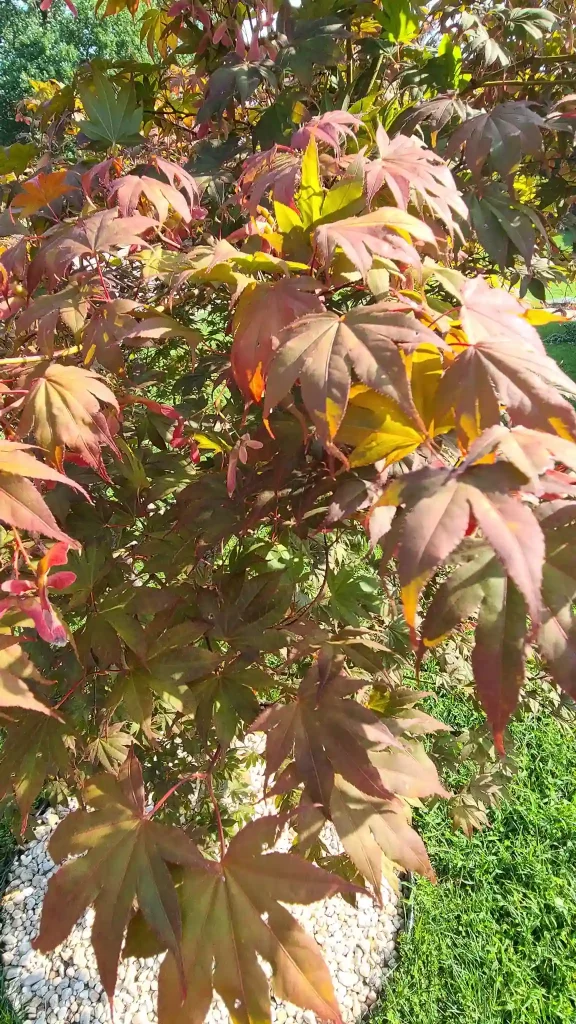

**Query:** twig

left=147, top=772, right=206, bottom=818
left=205, top=772, right=226, bottom=860
left=54, top=674, right=87, bottom=710
left=0, top=345, right=80, bottom=367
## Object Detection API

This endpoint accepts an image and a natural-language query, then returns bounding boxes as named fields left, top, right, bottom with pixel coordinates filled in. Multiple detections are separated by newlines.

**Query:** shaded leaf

left=0, top=711, right=73, bottom=829
left=445, top=101, right=545, bottom=182
left=252, top=656, right=403, bottom=807
left=34, top=751, right=206, bottom=999
left=422, top=541, right=528, bottom=752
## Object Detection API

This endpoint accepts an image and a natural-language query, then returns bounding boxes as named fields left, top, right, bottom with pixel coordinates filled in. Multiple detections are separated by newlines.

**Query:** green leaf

left=375, top=0, right=419, bottom=43
left=0, top=143, right=38, bottom=177
left=0, top=712, right=73, bottom=829
left=298, top=138, right=323, bottom=231
left=327, top=565, right=383, bottom=627
left=277, top=18, right=346, bottom=86
left=79, top=70, right=143, bottom=146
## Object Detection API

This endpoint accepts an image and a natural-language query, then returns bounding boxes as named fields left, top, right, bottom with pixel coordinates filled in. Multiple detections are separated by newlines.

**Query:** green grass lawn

left=538, top=320, right=576, bottom=380
left=374, top=706, right=576, bottom=1024
left=546, top=342, right=576, bottom=380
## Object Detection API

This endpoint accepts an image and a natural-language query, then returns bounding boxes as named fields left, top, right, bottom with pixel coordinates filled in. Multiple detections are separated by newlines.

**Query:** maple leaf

left=533, top=504, right=576, bottom=703
left=29, top=209, right=157, bottom=291
left=462, top=424, right=576, bottom=488
left=152, top=158, right=204, bottom=212
left=436, top=279, right=576, bottom=441
left=421, top=540, right=528, bottom=753
left=291, top=111, right=363, bottom=156
left=154, top=816, right=362, bottom=1024
left=336, top=346, right=454, bottom=468
left=0, top=710, right=73, bottom=831
left=109, top=629, right=220, bottom=740
left=0, top=440, right=86, bottom=546
left=0, top=635, right=60, bottom=719
left=82, top=302, right=200, bottom=373
left=252, top=655, right=404, bottom=807
left=16, top=363, right=120, bottom=474
left=188, top=663, right=275, bottom=747
left=34, top=750, right=206, bottom=999
left=314, top=208, right=435, bottom=281
left=238, top=147, right=302, bottom=214
left=10, top=171, right=70, bottom=218
left=374, top=461, right=544, bottom=632
left=197, top=58, right=276, bottom=123
left=445, top=101, right=545, bottom=182
left=86, top=722, right=134, bottom=772
left=191, top=570, right=293, bottom=653
left=466, top=182, right=542, bottom=270
left=81, top=299, right=140, bottom=373
left=329, top=775, right=436, bottom=899
left=363, top=127, right=467, bottom=233
left=109, top=172, right=205, bottom=225
left=264, top=303, right=441, bottom=443
left=231, top=277, right=324, bottom=401
left=78, top=70, right=143, bottom=146
left=15, top=283, right=91, bottom=358
left=458, top=277, right=544, bottom=350
left=393, top=95, right=467, bottom=135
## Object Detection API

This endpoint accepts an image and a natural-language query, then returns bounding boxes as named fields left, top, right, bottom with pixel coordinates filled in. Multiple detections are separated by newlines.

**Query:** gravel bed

left=1, top=756, right=402, bottom=1024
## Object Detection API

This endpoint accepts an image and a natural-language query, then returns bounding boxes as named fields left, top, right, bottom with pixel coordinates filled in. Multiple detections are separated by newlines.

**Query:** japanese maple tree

left=0, top=0, right=576, bottom=1019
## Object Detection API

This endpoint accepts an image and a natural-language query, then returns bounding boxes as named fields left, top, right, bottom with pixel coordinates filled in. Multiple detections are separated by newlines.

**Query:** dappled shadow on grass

left=373, top=712, right=576, bottom=1024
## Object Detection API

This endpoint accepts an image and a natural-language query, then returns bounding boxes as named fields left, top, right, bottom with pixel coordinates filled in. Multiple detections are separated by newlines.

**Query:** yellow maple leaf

left=337, top=346, right=454, bottom=467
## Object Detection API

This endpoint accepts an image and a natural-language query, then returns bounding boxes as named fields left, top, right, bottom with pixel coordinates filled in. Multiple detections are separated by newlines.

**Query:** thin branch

left=147, top=772, right=206, bottom=818
left=0, top=345, right=80, bottom=367
left=54, top=674, right=87, bottom=710
left=205, top=772, right=226, bottom=860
